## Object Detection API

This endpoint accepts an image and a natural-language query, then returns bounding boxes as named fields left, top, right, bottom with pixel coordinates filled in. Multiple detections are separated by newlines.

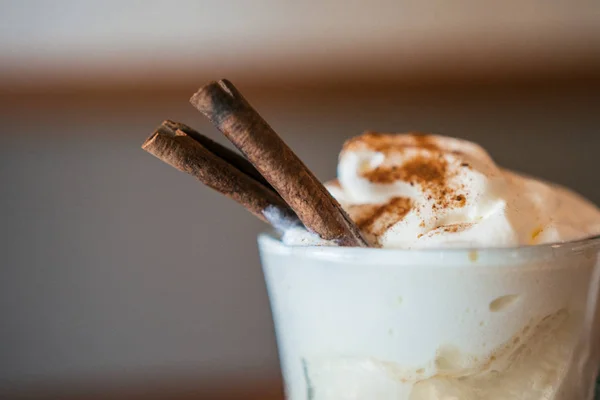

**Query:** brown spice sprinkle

left=346, top=203, right=384, bottom=229
left=347, top=197, right=412, bottom=244
left=420, top=223, right=473, bottom=238
left=435, top=223, right=474, bottom=234
left=411, top=132, right=441, bottom=151
left=347, top=132, right=468, bottom=213
left=343, top=131, right=440, bottom=154
left=364, top=155, right=446, bottom=185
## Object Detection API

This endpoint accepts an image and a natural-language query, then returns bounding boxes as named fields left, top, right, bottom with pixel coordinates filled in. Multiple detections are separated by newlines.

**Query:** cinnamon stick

left=142, top=120, right=299, bottom=229
left=161, top=120, right=274, bottom=191
left=190, top=80, right=368, bottom=247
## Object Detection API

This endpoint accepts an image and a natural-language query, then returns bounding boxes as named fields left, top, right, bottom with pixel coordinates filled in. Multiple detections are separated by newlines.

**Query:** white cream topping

left=284, top=132, right=600, bottom=247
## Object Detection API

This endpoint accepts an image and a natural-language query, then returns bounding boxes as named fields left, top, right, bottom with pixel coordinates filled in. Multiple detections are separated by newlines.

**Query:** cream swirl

left=284, top=132, right=600, bottom=248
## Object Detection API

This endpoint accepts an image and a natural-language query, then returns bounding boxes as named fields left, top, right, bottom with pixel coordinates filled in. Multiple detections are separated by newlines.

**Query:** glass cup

left=258, top=234, right=600, bottom=400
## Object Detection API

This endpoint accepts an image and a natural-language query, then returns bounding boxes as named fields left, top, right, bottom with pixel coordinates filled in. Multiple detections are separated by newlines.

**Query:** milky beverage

left=259, top=133, right=600, bottom=399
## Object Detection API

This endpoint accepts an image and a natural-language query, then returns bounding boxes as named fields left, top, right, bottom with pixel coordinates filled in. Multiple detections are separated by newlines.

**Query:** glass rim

left=258, top=232, right=600, bottom=266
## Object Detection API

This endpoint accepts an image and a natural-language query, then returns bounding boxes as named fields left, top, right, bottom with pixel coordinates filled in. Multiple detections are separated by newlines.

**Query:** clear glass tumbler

left=258, top=234, right=600, bottom=400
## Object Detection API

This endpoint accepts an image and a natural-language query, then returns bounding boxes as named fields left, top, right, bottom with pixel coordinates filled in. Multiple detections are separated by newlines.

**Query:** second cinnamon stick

left=142, top=120, right=298, bottom=229
left=190, top=80, right=368, bottom=247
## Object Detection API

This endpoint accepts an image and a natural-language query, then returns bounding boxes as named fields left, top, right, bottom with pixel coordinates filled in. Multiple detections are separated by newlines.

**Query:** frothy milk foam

left=260, top=133, right=600, bottom=399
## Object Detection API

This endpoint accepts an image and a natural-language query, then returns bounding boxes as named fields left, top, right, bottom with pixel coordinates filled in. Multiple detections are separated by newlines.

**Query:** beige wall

left=1, top=0, right=599, bottom=86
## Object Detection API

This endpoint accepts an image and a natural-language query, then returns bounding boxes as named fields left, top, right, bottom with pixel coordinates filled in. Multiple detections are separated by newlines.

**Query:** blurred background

left=1, top=1, right=599, bottom=399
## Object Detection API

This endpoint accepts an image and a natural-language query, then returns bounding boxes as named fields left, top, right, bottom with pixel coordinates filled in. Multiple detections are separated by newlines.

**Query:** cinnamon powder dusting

left=352, top=132, right=467, bottom=211
left=364, top=155, right=446, bottom=185
left=343, top=131, right=440, bottom=154
left=347, top=197, right=412, bottom=243
left=418, top=223, right=474, bottom=239
left=411, top=132, right=441, bottom=151
left=432, top=223, right=474, bottom=235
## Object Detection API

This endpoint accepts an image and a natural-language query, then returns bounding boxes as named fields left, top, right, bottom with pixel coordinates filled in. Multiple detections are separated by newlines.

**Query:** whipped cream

left=259, top=235, right=600, bottom=400
left=284, top=132, right=600, bottom=248
left=264, top=133, right=600, bottom=400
